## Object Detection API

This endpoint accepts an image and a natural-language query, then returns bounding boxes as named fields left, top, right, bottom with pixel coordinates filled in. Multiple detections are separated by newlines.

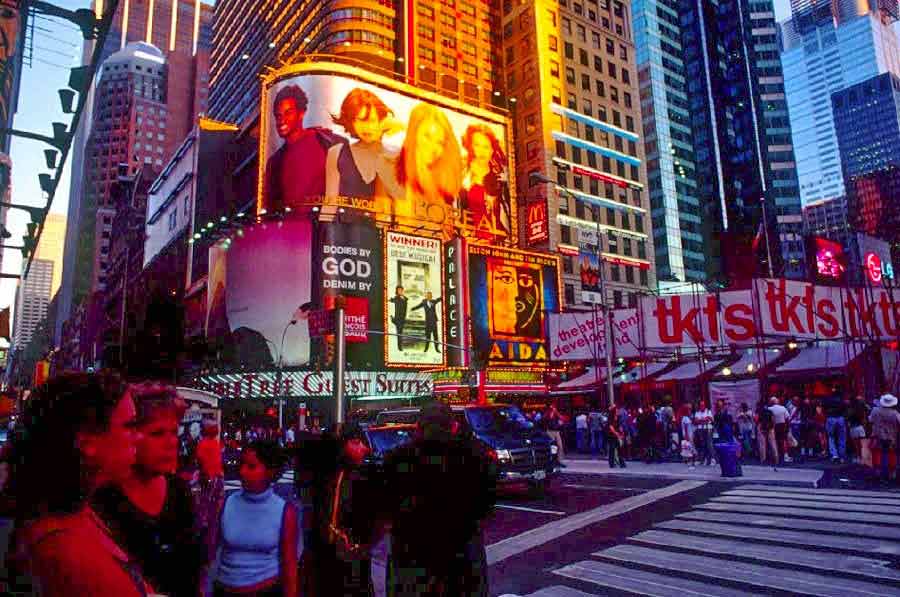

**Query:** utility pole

left=593, top=206, right=616, bottom=408
left=334, top=303, right=346, bottom=425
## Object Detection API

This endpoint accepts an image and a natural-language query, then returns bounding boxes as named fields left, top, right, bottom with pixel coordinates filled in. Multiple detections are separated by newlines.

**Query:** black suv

left=375, top=404, right=560, bottom=491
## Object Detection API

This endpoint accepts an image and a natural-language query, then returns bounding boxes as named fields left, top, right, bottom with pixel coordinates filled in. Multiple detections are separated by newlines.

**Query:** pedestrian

left=714, top=400, right=735, bottom=444
left=91, top=384, right=206, bottom=597
left=7, top=372, right=152, bottom=596
left=680, top=404, right=696, bottom=467
left=823, top=389, right=848, bottom=462
left=322, top=423, right=384, bottom=596
left=212, top=440, right=301, bottom=596
left=381, top=402, right=496, bottom=596
left=638, top=404, right=659, bottom=463
left=693, top=400, right=714, bottom=466
left=658, top=399, right=675, bottom=457
left=848, top=394, right=869, bottom=464
left=768, top=397, right=790, bottom=464
left=869, top=393, right=900, bottom=482
left=798, top=397, right=816, bottom=460
left=736, top=403, right=755, bottom=457
left=284, top=425, right=296, bottom=448
left=195, top=422, right=226, bottom=566
left=606, top=406, right=627, bottom=468
left=545, top=405, right=565, bottom=461
left=588, top=409, right=605, bottom=456
left=575, top=411, right=589, bottom=453
left=756, top=399, right=778, bottom=466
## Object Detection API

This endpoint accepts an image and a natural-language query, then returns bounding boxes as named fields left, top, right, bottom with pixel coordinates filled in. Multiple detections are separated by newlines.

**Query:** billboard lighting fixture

left=312, top=206, right=320, bottom=212
left=787, top=341, right=798, bottom=350
left=219, top=216, right=227, bottom=222
left=237, top=212, right=245, bottom=218
left=206, top=222, right=214, bottom=228
left=188, top=238, right=194, bottom=244
left=397, top=57, right=404, bottom=62
left=193, top=233, right=201, bottom=239
left=259, top=208, right=268, bottom=215
left=305, top=37, right=311, bottom=43
left=338, top=207, right=346, bottom=214
left=721, top=367, right=732, bottom=376
left=241, top=54, right=250, bottom=60
left=493, top=91, right=500, bottom=96
left=510, top=98, right=517, bottom=103
left=285, top=206, right=292, bottom=213
left=268, top=42, right=276, bottom=48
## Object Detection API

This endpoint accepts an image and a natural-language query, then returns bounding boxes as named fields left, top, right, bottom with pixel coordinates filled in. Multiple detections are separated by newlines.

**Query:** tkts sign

left=639, top=278, right=900, bottom=349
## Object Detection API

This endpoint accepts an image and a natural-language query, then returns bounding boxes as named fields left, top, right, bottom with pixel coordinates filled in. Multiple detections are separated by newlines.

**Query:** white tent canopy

left=655, top=359, right=724, bottom=382
left=774, top=342, right=866, bottom=374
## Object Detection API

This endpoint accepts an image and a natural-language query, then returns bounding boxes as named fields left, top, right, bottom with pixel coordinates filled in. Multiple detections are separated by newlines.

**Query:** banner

left=468, top=245, right=560, bottom=365
left=318, top=222, right=379, bottom=295
left=548, top=309, right=641, bottom=361
left=384, top=232, right=445, bottom=366
left=197, top=370, right=434, bottom=400
left=344, top=296, right=369, bottom=343
left=636, top=278, right=900, bottom=350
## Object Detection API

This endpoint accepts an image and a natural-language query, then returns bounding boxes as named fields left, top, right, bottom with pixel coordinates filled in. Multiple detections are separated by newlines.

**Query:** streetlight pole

left=276, top=319, right=296, bottom=431
left=530, top=172, right=617, bottom=407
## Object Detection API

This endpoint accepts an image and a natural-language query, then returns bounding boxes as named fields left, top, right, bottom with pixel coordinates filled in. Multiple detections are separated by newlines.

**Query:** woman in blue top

left=214, top=440, right=301, bottom=596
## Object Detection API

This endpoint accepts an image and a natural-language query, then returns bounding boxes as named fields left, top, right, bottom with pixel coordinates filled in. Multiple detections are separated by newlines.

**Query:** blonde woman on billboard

left=395, top=103, right=462, bottom=236
left=325, top=88, right=403, bottom=214
left=461, top=124, right=511, bottom=240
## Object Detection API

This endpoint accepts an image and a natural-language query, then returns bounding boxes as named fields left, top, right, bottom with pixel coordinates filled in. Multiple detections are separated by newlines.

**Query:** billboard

left=259, top=66, right=514, bottom=242
left=807, top=236, right=847, bottom=285
left=548, top=309, right=641, bottom=361
left=468, top=245, right=560, bottom=365
left=385, top=232, right=445, bottom=367
left=525, top=198, right=549, bottom=244
left=206, top=219, right=314, bottom=367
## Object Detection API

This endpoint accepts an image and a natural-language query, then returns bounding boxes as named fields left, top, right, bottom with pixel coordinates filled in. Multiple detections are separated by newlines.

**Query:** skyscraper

left=634, top=0, right=805, bottom=282
left=780, top=1, right=899, bottom=207
left=208, top=0, right=504, bottom=126
left=503, top=0, right=654, bottom=308
left=833, top=72, right=900, bottom=244
left=12, top=213, right=65, bottom=350
left=57, top=0, right=212, bottom=344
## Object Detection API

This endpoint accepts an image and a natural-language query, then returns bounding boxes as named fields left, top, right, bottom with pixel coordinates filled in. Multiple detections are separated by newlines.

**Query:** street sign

left=308, top=308, right=334, bottom=338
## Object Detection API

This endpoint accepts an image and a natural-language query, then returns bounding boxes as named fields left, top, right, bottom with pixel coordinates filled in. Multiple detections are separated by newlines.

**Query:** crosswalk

left=506, top=484, right=900, bottom=597
left=224, top=469, right=295, bottom=491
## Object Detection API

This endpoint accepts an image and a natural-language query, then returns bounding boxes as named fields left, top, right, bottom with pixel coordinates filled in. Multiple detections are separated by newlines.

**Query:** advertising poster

left=445, top=237, right=469, bottom=367
left=468, top=245, right=560, bottom=365
left=316, top=222, right=383, bottom=367
left=548, top=309, right=641, bottom=361
left=385, top=232, right=445, bottom=367
left=206, top=218, right=313, bottom=367
left=259, top=70, right=514, bottom=242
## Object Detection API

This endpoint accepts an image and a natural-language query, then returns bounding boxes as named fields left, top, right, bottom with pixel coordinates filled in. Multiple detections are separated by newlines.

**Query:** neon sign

left=864, top=252, right=894, bottom=285
left=814, top=238, right=846, bottom=281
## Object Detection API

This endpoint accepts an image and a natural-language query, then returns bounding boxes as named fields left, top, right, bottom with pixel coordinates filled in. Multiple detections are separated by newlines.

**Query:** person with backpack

left=756, top=399, right=778, bottom=466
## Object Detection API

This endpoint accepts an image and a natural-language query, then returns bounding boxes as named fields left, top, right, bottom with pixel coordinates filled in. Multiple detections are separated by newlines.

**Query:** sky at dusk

left=0, top=0, right=794, bottom=325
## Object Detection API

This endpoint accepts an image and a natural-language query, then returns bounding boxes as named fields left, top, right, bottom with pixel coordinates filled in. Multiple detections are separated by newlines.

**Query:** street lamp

left=530, top=171, right=616, bottom=407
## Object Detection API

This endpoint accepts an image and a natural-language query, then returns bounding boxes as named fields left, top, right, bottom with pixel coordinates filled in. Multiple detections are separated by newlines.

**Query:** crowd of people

left=0, top=372, right=498, bottom=596
left=543, top=389, right=900, bottom=480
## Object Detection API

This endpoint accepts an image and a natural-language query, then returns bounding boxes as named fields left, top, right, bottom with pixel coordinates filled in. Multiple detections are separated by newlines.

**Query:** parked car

left=376, top=404, right=560, bottom=492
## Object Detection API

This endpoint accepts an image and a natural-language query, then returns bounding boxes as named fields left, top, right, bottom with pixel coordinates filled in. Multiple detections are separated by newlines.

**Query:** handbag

left=326, top=469, right=368, bottom=561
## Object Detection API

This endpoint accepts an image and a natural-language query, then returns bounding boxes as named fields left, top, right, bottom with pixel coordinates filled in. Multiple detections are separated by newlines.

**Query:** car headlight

left=495, top=449, right=512, bottom=462
left=550, top=444, right=559, bottom=455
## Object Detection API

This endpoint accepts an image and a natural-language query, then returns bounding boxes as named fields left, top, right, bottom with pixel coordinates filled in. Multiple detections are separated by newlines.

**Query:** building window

left=441, top=54, right=457, bottom=68
left=579, top=49, right=589, bottom=66
left=550, top=61, right=560, bottom=78
left=640, top=269, right=649, bottom=287
left=591, top=32, right=601, bottom=49
left=608, top=62, right=617, bottom=78
left=565, top=284, right=575, bottom=304
left=606, top=38, right=614, bottom=54
left=548, top=35, right=558, bottom=51
left=622, top=69, right=630, bottom=84
left=563, top=256, right=573, bottom=273
left=577, top=24, right=586, bottom=41
left=566, top=67, right=575, bottom=83
left=611, top=264, right=620, bottom=282
left=419, top=24, right=435, bottom=40
left=596, top=80, right=605, bottom=96
left=526, top=140, right=539, bottom=159
left=614, top=290, right=623, bottom=307
left=561, top=225, right=571, bottom=243
left=581, top=73, right=590, bottom=90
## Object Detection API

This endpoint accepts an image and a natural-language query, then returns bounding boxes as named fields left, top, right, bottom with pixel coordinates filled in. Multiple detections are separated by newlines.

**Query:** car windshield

left=368, top=427, right=415, bottom=456
left=466, top=406, right=533, bottom=432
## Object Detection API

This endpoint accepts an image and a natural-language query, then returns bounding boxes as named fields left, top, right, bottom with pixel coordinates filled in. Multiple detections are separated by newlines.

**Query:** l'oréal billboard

left=258, top=63, right=516, bottom=243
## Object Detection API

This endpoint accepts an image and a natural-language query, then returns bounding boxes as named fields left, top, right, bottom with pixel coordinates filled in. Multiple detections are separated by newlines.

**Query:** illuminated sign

left=468, top=245, right=561, bottom=365
left=485, top=370, right=544, bottom=384
left=384, top=232, right=445, bottom=367
left=572, top=165, right=628, bottom=188
left=526, top=198, right=549, bottom=244
left=445, top=238, right=469, bottom=367
left=810, top=237, right=846, bottom=283
left=865, top=252, right=894, bottom=285
left=258, top=64, right=516, bottom=243
left=197, top=370, right=433, bottom=399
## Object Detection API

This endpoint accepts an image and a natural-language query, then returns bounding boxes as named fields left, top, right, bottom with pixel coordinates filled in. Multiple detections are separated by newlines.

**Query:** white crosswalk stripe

left=506, top=484, right=900, bottom=597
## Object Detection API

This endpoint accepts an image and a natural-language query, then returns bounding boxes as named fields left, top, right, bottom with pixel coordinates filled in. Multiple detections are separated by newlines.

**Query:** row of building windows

left=563, top=285, right=646, bottom=308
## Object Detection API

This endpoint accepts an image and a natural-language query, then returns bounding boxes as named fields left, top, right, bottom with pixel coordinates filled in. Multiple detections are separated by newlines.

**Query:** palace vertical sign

left=445, top=238, right=469, bottom=366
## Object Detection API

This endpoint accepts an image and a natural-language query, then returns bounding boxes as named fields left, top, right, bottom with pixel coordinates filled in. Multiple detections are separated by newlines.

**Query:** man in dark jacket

left=389, top=286, right=409, bottom=351
left=381, top=403, right=496, bottom=596
left=411, top=292, right=442, bottom=353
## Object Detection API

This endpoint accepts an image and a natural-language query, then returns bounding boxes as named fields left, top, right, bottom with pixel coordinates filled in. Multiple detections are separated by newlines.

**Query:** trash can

left=715, top=442, right=742, bottom=477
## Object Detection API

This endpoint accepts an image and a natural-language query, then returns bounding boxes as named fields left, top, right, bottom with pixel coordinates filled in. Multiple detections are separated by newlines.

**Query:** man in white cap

left=869, top=393, right=900, bottom=482
left=768, top=397, right=791, bottom=464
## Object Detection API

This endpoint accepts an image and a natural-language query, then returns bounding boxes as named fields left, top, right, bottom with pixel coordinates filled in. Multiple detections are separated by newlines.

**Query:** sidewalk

left=559, top=457, right=824, bottom=487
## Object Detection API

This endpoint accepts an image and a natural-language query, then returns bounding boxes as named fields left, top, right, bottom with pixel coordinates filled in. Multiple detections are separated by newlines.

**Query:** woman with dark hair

left=606, top=406, right=626, bottom=468
left=8, top=371, right=149, bottom=595
left=213, top=439, right=301, bottom=596
left=92, top=383, right=207, bottom=597
left=460, top=124, right=511, bottom=240
left=325, top=87, right=402, bottom=203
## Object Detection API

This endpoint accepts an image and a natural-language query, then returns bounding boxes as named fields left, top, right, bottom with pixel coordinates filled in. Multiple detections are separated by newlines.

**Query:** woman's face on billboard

left=471, top=132, right=493, bottom=164
left=354, top=106, right=382, bottom=144
left=417, top=117, right=447, bottom=167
